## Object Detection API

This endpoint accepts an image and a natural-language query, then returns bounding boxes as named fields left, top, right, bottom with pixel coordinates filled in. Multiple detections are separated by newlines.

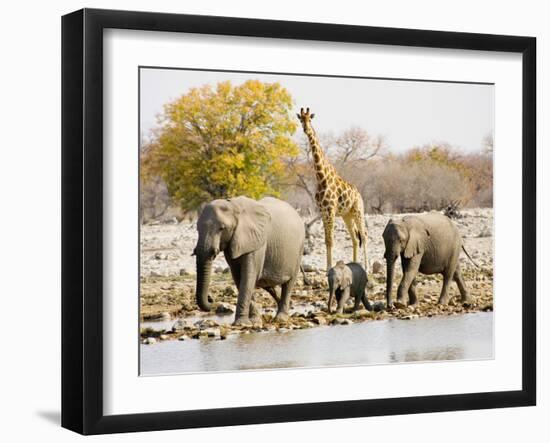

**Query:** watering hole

left=140, top=312, right=493, bottom=375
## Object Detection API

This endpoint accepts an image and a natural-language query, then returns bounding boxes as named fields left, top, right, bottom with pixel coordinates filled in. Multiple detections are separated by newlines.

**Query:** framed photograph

left=62, top=8, right=536, bottom=435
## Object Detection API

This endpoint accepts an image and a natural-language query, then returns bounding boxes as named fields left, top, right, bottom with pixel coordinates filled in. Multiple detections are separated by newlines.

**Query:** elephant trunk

left=386, top=258, right=396, bottom=308
left=195, top=257, right=214, bottom=311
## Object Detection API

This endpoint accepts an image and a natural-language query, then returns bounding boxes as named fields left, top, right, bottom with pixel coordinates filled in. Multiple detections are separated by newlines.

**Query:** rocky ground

left=140, top=209, right=494, bottom=344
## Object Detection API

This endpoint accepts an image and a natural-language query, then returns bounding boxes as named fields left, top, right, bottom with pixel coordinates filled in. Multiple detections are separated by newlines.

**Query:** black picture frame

left=62, top=8, right=536, bottom=435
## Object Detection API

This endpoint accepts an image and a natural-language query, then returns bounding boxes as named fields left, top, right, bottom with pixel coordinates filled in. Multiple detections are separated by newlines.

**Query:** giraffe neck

left=303, top=124, right=331, bottom=182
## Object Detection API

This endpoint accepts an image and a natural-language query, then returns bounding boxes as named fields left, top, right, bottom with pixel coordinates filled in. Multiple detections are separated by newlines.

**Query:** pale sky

left=140, top=67, right=494, bottom=153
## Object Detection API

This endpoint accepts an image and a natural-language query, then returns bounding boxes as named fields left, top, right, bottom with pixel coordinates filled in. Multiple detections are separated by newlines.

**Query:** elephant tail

left=300, top=265, right=312, bottom=286
left=461, top=245, right=479, bottom=268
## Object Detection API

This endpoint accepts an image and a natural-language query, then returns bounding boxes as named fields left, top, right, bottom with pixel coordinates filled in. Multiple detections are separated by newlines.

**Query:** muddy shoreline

left=140, top=269, right=493, bottom=344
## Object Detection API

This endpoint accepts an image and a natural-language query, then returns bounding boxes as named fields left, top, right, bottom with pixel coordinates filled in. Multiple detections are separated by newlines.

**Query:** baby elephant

left=327, top=261, right=372, bottom=314
left=383, top=212, right=474, bottom=309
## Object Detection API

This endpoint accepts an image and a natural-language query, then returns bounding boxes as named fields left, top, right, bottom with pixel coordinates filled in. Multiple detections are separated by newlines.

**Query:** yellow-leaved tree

left=141, top=80, right=298, bottom=211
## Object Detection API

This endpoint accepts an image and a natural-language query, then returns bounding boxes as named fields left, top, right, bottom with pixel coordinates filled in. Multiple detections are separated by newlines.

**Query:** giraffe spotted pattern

left=297, top=107, right=368, bottom=272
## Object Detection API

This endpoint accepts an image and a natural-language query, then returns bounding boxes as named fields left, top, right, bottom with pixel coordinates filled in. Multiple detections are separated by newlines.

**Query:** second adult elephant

left=382, top=213, right=474, bottom=309
left=193, top=196, right=305, bottom=326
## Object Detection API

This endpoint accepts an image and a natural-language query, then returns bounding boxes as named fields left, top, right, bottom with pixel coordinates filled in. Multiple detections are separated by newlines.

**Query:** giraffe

left=297, top=107, right=368, bottom=272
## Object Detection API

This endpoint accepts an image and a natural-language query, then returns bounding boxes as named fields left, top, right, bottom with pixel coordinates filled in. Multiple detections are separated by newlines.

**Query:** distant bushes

left=358, top=146, right=493, bottom=213
left=284, top=137, right=493, bottom=215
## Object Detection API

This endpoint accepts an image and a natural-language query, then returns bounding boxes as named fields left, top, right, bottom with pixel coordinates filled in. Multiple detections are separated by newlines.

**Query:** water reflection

left=140, top=312, right=493, bottom=375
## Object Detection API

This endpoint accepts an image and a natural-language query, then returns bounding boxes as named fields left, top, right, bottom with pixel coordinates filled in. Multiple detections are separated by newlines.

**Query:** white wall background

left=0, top=1, right=545, bottom=441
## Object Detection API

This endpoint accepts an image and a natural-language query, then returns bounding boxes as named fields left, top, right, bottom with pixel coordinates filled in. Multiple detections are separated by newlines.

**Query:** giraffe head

left=296, top=107, right=315, bottom=129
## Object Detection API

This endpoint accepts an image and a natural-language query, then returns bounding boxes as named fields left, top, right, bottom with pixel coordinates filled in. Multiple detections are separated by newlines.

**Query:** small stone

left=149, top=271, right=162, bottom=277
left=313, top=316, right=328, bottom=326
left=194, top=319, right=220, bottom=330
left=143, top=337, right=157, bottom=344
left=214, top=266, right=225, bottom=273
left=222, top=286, right=237, bottom=297
left=147, top=311, right=171, bottom=321
left=179, top=268, right=189, bottom=276
left=302, top=262, right=318, bottom=272
left=203, top=328, right=221, bottom=338
left=172, top=318, right=194, bottom=331
left=215, top=303, right=235, bottom=314
left=177, top=335, right=189, bottom=341
left=159, top=334, right=170, bottom=340
left=372, top=261, right=384, bottom=274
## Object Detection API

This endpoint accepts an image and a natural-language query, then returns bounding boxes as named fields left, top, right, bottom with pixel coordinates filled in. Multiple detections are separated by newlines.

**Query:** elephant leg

left=275, top=277, right=295, bottom=322
left=336, top=288, right=350, bottom=314
left=409, top=280, right=418, bottom=305
left=354, top=292, right=362, bottom=312
left=322, top=212, right=335, bottom=272
left=249, top=294, right=263, bottom=327
left=454, top=268, right=473, bottom=304
left=437, top=270, right=454, bottom=305
left=233, top=256, right=257, bottom=326
left=343, top=215, right=359, bottom=263
left=264, top=287, right=280, bottom=304
left=395, top=255, right=421, bottom=309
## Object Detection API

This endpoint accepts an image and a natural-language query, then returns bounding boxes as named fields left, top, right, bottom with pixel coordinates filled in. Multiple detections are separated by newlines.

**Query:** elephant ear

left=341, top=265, right=353, bottom=288
left=404, top=225, right=430, bottom=259
left=382, top=220, right=391, bottom=238
left=229, top=197, right=271, bottom=259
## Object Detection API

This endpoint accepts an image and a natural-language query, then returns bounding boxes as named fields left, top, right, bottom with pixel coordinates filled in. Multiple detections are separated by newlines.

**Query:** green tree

left=142, top=80, right=298, bottom=210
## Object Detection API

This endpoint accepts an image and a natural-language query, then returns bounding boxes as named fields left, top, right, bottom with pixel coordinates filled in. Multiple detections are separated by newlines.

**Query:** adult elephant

left=382, top=212, right=475, bottom=309
left=193, top=196, right=305, bottom=326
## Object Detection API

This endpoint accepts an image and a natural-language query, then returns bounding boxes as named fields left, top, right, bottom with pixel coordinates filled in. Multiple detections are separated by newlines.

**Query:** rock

left=149, top=271, right=162, bottom=278
left=177, top=335, right=189, bottom=341
left=312, top=316, right=325, bottom=326
left=222, top=286, right=237, bottom=297
left=159, top=334, right=170, bottom=340
left=143, top=337, right=157, bottom=344
left=353, top=309, right=371, bottom=319
left=172, top=318, right=194, bottom=331
left=372, top=261, right=384, bottom=274
left=214, top=266, right=225, bottom=273
left=203, top=328, right=221, bottom=338
left=179, top=268, right=189, bottom=276
left=146, top=311, right=171, bottom=321
left=478, top=227, right=492, bottom=238
left=154, top=252, right=165, bottom=260
left=194, top=319, right=220, bottom=330
left=215, top=303, right=234, bottom=314
left=301, top=261, right=318, bottom=273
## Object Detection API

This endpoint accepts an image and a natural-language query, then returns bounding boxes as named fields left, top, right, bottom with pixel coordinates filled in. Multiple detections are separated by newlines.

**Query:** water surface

left=140, top=312, right=493, bottom=375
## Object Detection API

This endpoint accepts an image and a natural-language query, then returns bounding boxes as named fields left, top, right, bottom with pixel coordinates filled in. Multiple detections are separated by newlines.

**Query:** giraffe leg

left=343, top=215, right=359, bottom=263
left=358, top=214, right=368, bottom=272
left=322, top=212, right=335, bottom=272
